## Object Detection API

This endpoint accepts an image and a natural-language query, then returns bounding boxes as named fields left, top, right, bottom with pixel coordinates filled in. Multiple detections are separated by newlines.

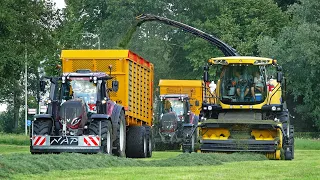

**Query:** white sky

left=0, top=104, right=7, bottom=112
left=52, top=0, right=66, bottom=9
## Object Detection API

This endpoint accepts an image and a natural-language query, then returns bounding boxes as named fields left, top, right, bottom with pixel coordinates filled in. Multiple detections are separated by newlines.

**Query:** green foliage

left=258, top=0, right=320, bottom=130
left=0, top=0, right=62, bottom=132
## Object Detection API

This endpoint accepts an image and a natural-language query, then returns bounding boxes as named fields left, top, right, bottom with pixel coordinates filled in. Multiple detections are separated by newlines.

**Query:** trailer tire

left=33, top=119, right=53, bottom=135
left=144, top=126, right=153, bottom=157
left=126, top=126, right=147, bottom=158
left=89, top=120, right=113, bottom=154
left=112, top=110, right=126, bottom=157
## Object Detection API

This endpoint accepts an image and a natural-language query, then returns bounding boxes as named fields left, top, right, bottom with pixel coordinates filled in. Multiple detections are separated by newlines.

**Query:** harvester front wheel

left=113, top=110, right=126, bottom=157
left=89, top=120, right=113, bottom=154
left=126, top=126, right=147, bottom=158
left=284, top=125, right=294, bottom=160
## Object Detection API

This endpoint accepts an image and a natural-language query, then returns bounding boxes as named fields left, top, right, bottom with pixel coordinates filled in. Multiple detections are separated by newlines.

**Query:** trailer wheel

left=126, top=126, right=147, bottom=158
left=144, top=126, right=152, bottom=158
left=33, top=119, right=52, bottom=135
left=113, top=110, right=126, bottom=157
left=89, top=120, right=112, bottom=154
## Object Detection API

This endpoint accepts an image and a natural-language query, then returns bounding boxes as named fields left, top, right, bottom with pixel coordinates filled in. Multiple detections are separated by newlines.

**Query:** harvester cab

left=199, top=57, right=294, bottom=160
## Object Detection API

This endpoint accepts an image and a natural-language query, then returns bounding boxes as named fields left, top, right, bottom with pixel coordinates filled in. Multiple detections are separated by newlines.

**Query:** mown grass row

left=0, top=152, right=267, bottom=179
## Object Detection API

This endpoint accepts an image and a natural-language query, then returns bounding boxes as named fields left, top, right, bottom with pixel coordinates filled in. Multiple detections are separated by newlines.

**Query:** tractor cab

left=40, top=69, right=118, bottom=136
left=159, top=94, right=192, bottom=124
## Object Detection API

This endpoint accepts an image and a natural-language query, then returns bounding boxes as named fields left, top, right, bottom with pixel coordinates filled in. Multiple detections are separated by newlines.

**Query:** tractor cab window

left=162, top=98, right=184, bottom=115
left=69, top=80, right=97, bottom=105
left=220, top=65, right=267, bottom=104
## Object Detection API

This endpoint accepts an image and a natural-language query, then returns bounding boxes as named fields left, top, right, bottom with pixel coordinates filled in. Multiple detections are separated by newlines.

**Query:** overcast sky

left=53, top=0, right=66, bottom=9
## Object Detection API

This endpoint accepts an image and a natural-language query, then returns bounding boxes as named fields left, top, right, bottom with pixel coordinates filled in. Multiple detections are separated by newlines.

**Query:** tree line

left=0, top=0, right=318, bottom=133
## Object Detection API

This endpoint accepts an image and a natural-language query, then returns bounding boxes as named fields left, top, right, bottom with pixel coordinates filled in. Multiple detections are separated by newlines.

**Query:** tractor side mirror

left=40, top=80, right=46, bottom=92
left=195, top=100, right=199, bottom=106
left=112, top=80, right=119, bottom=92
left=276, top=72, right=283, bottom=83
left=203, top=66, right=209, bottom=82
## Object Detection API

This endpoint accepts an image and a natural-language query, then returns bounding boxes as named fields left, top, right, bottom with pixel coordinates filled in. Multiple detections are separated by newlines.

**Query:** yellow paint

left=209, top=56, right=273, bottom=65
left=201, top=128, right=230, bottom=140
left=251, top=129, right=277, bottom=140
left=61, top=49, right=154, bottom=126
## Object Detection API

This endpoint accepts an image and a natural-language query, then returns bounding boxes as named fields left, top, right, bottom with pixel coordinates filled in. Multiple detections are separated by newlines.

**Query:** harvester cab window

left=220, top=65, right=266, bottom=104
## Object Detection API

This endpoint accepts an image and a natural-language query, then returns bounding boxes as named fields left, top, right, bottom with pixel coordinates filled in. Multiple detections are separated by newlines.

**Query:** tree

left=258, top=0, right=320, bottom=131
left=0, top=0, right=62, bottom=132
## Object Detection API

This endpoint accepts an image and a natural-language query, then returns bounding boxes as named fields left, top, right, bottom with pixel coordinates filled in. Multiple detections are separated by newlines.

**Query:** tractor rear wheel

left=126, top=126, right=147, bottom=158
left=112, top=110, right=126, bottom=157
left=89, top=120, right=113, bottom=154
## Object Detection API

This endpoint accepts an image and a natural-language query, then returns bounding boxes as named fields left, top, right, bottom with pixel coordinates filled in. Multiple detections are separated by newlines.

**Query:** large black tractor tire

left=182, top=127, right=196, bottom=153
left=32, top=119, right=53, bottom=136
left=112, top=110, right=126, bottom=157
left=144, top=126, right=153, bottom=158
left=126, top=126, right=147, bottom=158
left=89, top=120, right=113, bottom=154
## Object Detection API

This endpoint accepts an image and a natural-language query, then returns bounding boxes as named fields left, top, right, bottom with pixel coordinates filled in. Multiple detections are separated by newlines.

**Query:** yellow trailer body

left=159, top=79, right=202, bottom=115
left=61, top=50, right=154, bottom=126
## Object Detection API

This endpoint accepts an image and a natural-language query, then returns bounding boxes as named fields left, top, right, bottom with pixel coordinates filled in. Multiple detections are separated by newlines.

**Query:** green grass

left=295, top=138, right=320, bottom=150
left=0, top=133, right=29, bottom=145
left=9, top=150, right=320, bottom=180
left=0, top=144, right=29, bottom=154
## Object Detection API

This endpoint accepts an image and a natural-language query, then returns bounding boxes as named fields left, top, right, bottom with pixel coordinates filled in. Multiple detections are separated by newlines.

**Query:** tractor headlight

left=203, top=107, right=207, bottom=110
left=208, top=106, right=212, bottom=110
left=271, top=106, right=277, bottom=111
left=62, top=76, right=66, bottom=83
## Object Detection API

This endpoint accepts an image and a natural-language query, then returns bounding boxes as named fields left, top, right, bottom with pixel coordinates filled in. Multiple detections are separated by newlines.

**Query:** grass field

left=0, top=136, right=319, bottom=180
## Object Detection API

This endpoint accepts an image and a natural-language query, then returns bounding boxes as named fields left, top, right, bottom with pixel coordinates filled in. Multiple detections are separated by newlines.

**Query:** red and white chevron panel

left=33, top=136, right=46, bottom=146
left=83, top=136, right=100, bottom=146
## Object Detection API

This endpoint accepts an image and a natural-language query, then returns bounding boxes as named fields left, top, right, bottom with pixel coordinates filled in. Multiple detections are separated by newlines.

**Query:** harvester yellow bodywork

left=198, top=56, right=294, bottom=160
